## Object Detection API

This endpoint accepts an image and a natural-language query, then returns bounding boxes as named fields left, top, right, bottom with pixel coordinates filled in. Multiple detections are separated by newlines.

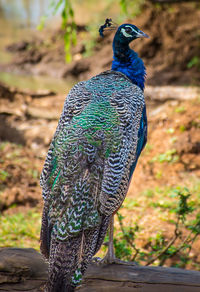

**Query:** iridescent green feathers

left=41, top=71, right=144, bottom=239
left=40, top=70, right=145, bottom=290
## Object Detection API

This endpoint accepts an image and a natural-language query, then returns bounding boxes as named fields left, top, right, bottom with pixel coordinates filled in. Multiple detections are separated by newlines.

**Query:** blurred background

left=0, top=0, right=200, bottom=270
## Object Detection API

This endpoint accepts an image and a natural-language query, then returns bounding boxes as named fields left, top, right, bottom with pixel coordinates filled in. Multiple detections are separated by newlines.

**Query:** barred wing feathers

left=40, top=71, right=145, bottom=289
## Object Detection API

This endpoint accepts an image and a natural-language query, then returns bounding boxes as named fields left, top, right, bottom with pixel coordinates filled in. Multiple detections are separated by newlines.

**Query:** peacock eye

left=125, top=27, right=132, bottom=34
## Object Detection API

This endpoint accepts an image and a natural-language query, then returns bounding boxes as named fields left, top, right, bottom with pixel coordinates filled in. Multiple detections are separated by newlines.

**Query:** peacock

left=40, top=19, right=148, bottom=292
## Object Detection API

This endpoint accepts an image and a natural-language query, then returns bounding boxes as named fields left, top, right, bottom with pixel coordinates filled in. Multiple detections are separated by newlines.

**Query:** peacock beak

left=136, top=30, right=149, bottom=39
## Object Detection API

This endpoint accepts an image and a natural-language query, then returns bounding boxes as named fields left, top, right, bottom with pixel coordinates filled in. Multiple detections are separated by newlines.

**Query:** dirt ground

left=0, top=1, right=200, bottom=270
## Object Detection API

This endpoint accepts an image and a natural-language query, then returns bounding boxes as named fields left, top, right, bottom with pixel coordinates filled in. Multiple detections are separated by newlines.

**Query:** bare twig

left=116, top=213, right=141, bottom=261
left=145, top=233, right=179, bottom=266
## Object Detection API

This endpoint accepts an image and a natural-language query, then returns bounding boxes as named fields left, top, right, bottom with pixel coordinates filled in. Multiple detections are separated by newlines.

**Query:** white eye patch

left=121, top=25, right=138, bottom=38
left=121, top=28, right=132, bottom=38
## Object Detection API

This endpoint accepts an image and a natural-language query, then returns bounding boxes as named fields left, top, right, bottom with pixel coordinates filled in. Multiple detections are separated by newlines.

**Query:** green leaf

left=120, top=0, right=128, bottom=14
left=52, top=0, right=63, bottom=15
left=37, top=15, right=47, bottom=31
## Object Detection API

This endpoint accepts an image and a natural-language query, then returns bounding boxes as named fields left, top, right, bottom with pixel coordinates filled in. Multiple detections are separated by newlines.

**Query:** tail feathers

left=40, top=205, right=52, bottom=259
left=46, top=235, right=82, bottom=292
left=93, top=215, right=111, bottom=254
left=44, top=215, right=111, bottom=292
left=79, top=215, right=111, bottom=276
left=46, top=274, right=75, bottom=292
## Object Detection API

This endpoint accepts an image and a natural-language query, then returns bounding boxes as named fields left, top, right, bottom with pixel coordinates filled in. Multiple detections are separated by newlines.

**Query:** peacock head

left=114, top=24, right=149, bottom=45
left=99, top=19, right=149, bottom=45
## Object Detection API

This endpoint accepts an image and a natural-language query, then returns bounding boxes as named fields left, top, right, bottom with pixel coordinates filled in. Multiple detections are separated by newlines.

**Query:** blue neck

left=111, top=39, right=146, bottom=91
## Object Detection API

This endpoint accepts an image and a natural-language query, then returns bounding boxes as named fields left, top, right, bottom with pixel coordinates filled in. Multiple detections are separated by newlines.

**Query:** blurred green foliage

left=187, top=56, right=200, bottom=70
left=38, top=0, right=76, bottom=62
left=38, top=0, right=145, bottom=61
left=0, top=170, right=10, bottom=182
left=151, top=149, right=179, bottom=164
left=0, top=209, right=41, bottom=250
left=108, top=187, right=200, bottom=268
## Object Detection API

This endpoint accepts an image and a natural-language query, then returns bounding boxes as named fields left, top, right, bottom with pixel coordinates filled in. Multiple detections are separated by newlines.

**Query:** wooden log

left=1, top=248, right=200, bottom=291
left=26, top=106, right=60, bottom=120
left=0, top=247, right=47, bottom=291
left=145, top=85, right=200, bottom=103
left=79, top=263, right=200, bottom=292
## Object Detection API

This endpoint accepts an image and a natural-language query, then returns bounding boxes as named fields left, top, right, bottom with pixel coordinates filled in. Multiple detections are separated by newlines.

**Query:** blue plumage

left=112, top=50, right=146, bottom=91
left=111, top=23, right=148, bottom=179
left=129, top=105, right=147, bottom=180
left=112, top=23, right=148, bottom=91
